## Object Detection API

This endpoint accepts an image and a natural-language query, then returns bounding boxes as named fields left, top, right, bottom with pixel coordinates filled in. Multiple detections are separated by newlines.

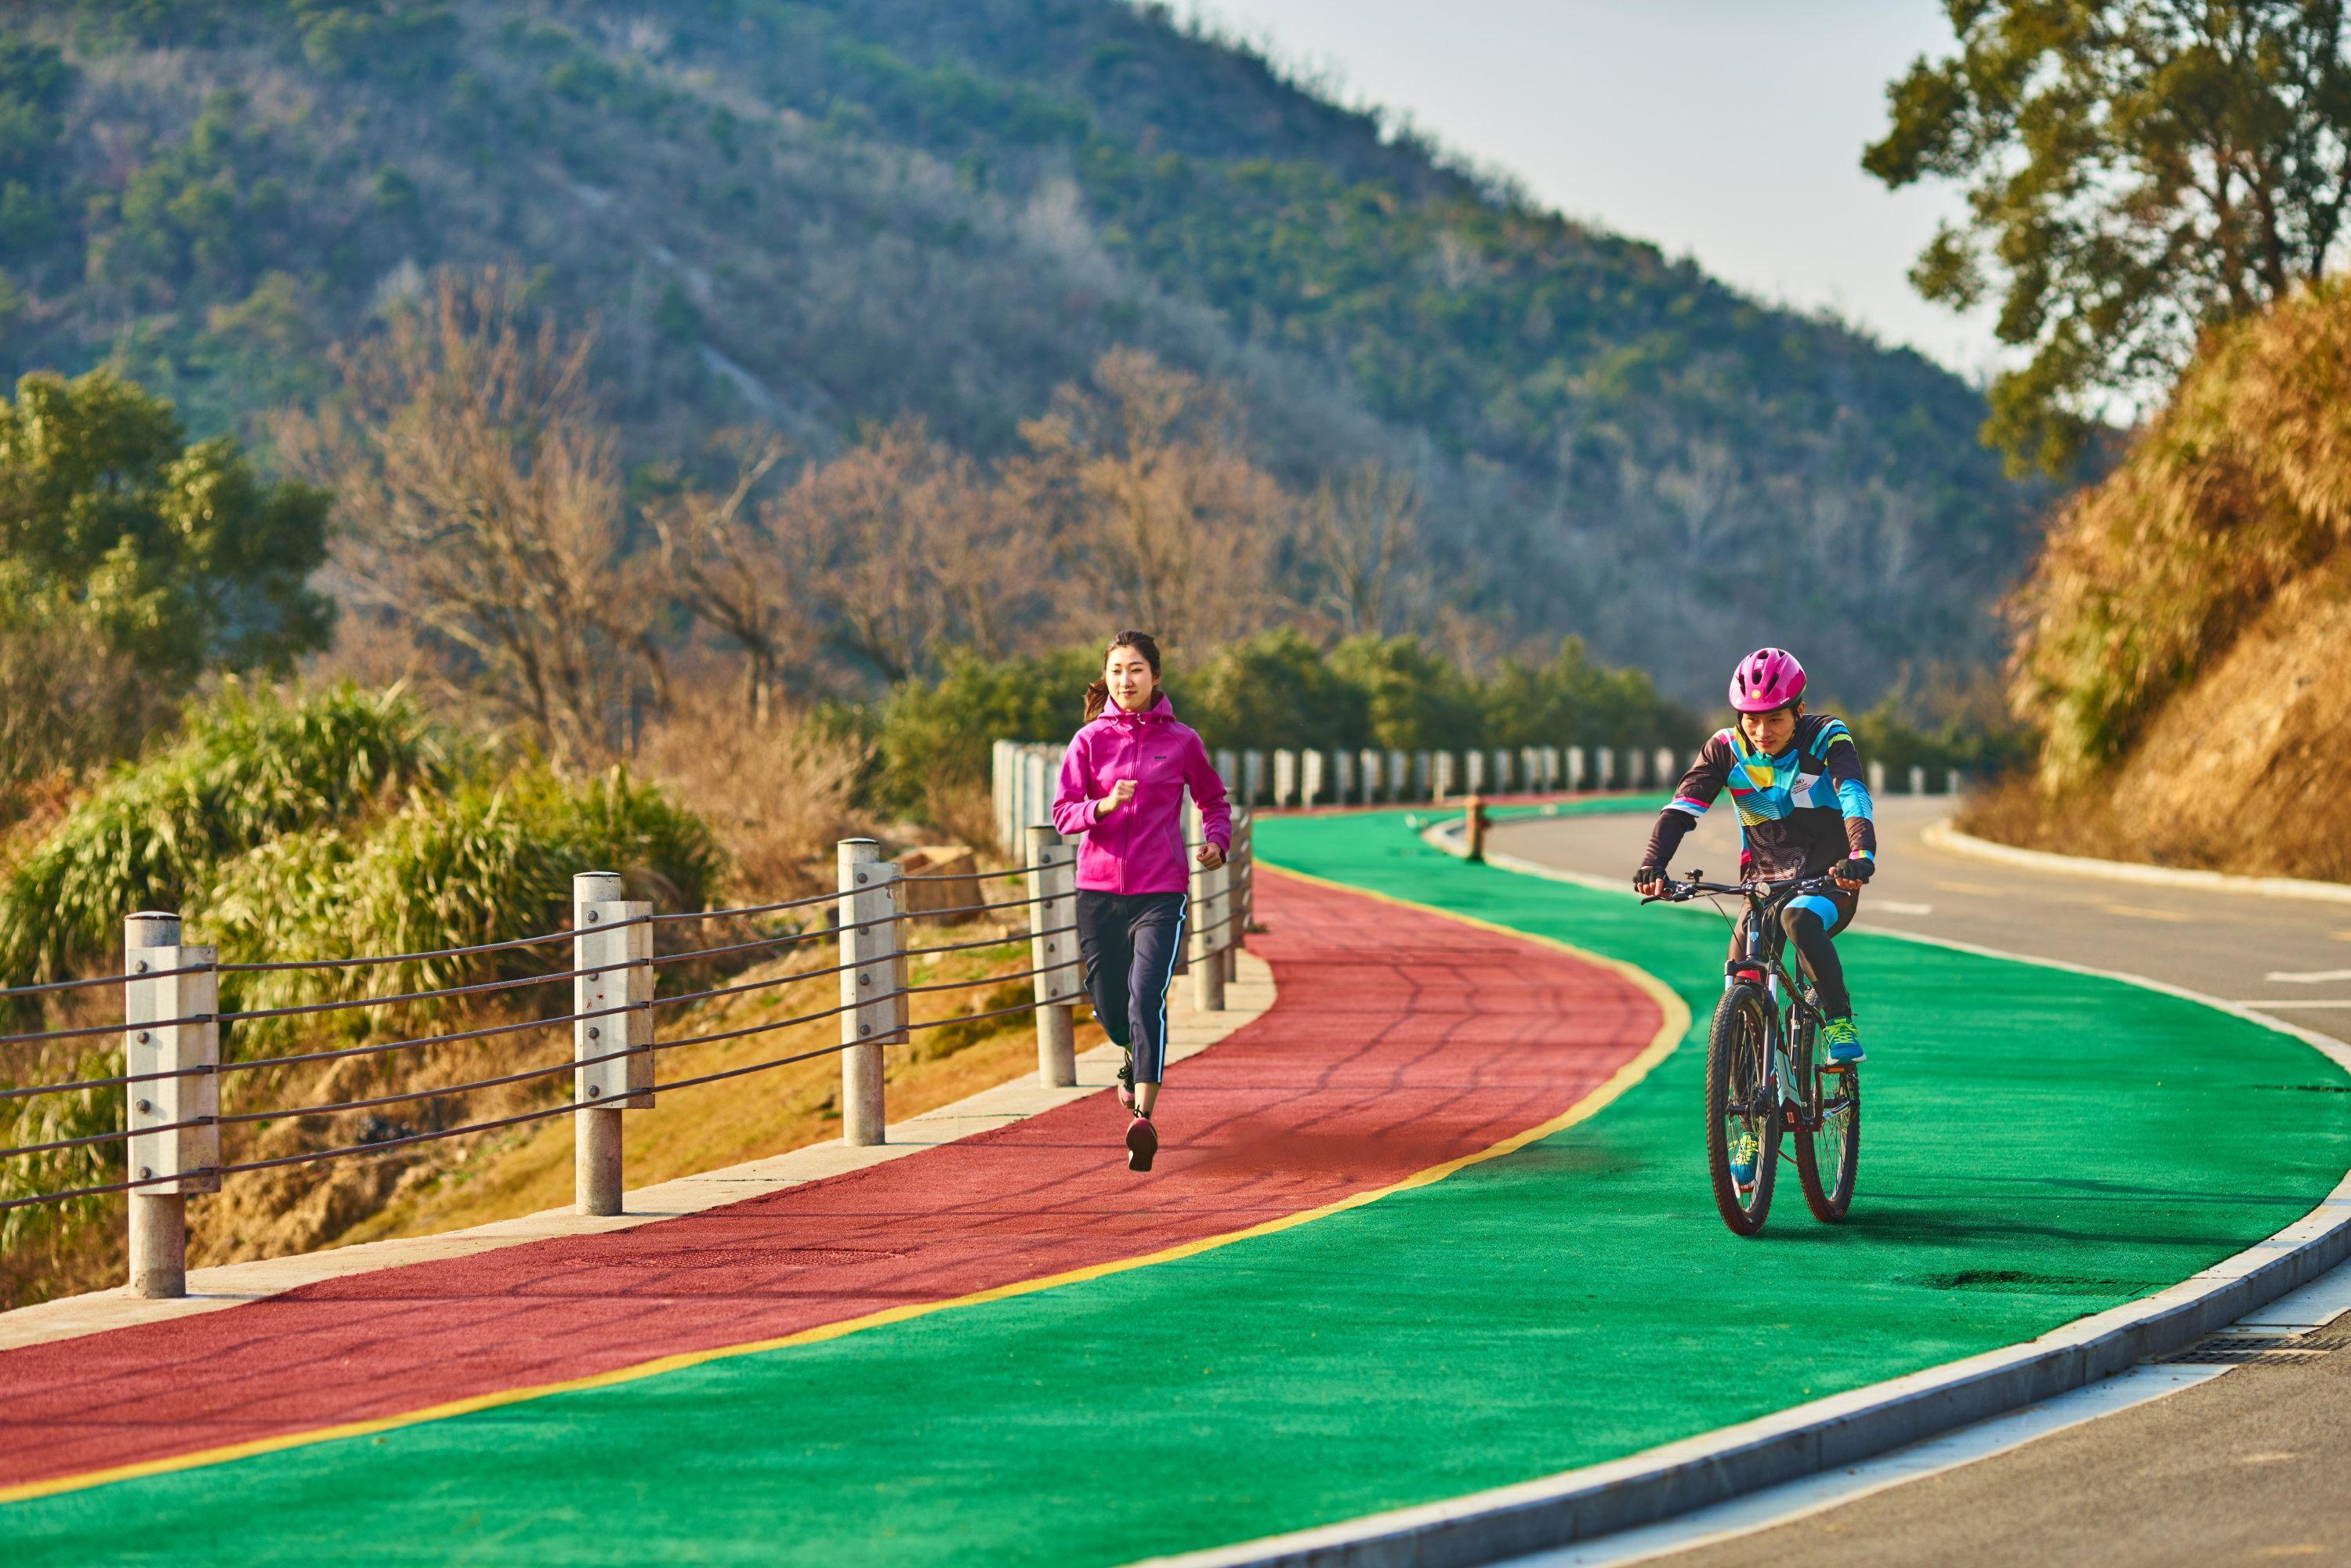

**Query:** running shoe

left=1729, top=1130, right=1759, bottom=1190
left=1820, top=1016, right=1865, bottom=1065
left=1116, top=1052, right=1136, bottom=1111
left=1125, top=1114, right=1157, bottom=1173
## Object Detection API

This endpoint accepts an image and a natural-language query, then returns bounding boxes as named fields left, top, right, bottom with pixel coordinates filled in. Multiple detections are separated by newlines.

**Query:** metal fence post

left=573, top=871, right=651, bottom=1217
left=1465, top=750, right=1486, bottom=794
left=1224, top=809, right=1251, bottom=981
left=1301, top=749, right=1325, bottom=808
left=1868, top=760, right=1887, bottom=796
left=1215, top=748, right=1239, bottom=798
left=1654, top=747, right=1675, bottom=788
left=1242, top=749, right=1265, bottom=806
left=1332, top=748, right=1354, bottom=806
left=1434, top=751, right=1457, bottom=802
left=124, top=911, right=218, bottom=1299
left=1596, top=746, right=1616, bottom=791
left=1386, top=748, right=1406, bottom=802
left=1274, top=748, right=1297, bottom=807
left=1492, top=750, right=1512, bottom=793
left=1540, top=746, right=1561, bottom=793
left=1190, top=842, right=1227, bottom=1013
left=1567, top=745, right=1587, bottom=792
left=837, top=839, right=903, bottom=1146
left=1027, top=826, right=1080, bottom=1088
left=1909, top=765, right=1927, bottom=796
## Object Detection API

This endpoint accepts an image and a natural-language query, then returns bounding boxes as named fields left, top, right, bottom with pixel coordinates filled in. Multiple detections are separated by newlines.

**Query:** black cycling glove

left=1831, top=856, right=1875, bottom=884
left=1634, top=864, right=1666, bottom=890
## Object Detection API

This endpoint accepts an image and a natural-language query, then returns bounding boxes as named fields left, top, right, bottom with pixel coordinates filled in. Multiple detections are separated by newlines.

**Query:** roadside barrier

left=991, top=741, right=1969, bottom=855
left=0, top=822, right=1254, bottom=1298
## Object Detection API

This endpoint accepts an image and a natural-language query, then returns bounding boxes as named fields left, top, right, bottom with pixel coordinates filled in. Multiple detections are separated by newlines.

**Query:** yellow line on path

left=2, top=865, right=1687, bottom=1508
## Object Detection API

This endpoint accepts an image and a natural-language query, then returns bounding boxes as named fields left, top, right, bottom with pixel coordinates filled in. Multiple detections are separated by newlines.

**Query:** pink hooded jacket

left=1052, top=693, right=1231, bottom=896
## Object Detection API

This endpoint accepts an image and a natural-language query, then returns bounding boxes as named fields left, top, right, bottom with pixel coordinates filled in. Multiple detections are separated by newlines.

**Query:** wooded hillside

left=0, top=0, right=2043, bottom=700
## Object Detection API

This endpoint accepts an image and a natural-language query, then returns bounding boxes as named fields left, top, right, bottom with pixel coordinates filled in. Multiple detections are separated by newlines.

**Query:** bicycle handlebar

left=1639, top=871, right=1838, bottom=907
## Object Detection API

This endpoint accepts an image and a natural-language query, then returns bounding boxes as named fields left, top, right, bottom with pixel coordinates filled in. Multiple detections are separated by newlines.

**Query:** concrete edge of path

left=0, top=954, right=1275, bottom=1354
left=1922, top=817, right=2351, bottom=906
left=1136, top=825, right=2351, bottom=1568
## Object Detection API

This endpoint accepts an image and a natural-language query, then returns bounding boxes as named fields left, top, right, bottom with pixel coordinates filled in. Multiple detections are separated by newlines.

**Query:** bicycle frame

left=1652, top=873, right=1839, bottom=1123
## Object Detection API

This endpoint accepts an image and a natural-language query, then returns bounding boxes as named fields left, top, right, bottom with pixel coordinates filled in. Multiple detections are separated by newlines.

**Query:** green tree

left=1178, top=628, right=1368, bottom=751
left=1866, top=1, right=2351, bottom=472
left=0, top=35, right=74, bottom=264
left=0, top=369, right=334, bottom=680
left=1324, top=634, right=1480, bottom=749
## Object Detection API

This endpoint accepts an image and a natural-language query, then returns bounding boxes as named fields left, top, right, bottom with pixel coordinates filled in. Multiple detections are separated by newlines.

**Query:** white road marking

left=1871, top=900, right=1933, bottom=915
left=1505, top=1367, right=2226, bottom=1566
left=1505, top=1260, right=2351, bottom=1567
left=2228, top=1000, right=2351, bottom=1010
left=2266, top=969, right=2351, bottom=983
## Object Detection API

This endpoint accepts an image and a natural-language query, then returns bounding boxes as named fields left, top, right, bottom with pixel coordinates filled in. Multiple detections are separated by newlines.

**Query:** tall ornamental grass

left=2010, top=277, right=2351, bottom=791
left=0, top=686, right=724, bottom=1250
left=0, top=683, right=456, bottom=986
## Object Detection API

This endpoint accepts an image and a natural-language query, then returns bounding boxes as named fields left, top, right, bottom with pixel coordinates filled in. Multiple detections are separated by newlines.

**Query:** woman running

left=1052, top=631, right=1230, bottom=1172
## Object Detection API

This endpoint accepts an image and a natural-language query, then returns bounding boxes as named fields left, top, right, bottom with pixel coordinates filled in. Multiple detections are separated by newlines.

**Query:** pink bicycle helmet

left=1728, top=646, right=1806, bottom=713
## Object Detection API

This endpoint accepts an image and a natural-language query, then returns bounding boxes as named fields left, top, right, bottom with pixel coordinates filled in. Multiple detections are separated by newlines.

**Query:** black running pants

left=1074, top=890, right=1188, bottom=1085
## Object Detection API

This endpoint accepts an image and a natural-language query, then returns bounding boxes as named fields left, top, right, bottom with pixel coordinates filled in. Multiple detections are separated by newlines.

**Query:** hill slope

left=1980, top=276, right=2351, bottom=880
left=0, top=0, right=2041, bottom=700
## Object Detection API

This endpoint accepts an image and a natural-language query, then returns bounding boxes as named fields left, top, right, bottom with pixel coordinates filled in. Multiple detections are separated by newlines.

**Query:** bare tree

left=646, top=435, right=801, bottom=719
left=1306, top=459, right=1425, bottom=636
left=777, top=417, right=1031, bottom=680
left=280, top=270, right=663, bottom=768
left=1007, top=349, right=1289, bottom=654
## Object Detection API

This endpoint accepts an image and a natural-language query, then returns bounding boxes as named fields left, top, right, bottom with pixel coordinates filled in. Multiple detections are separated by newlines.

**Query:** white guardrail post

left=1654, top=747, right=1675, bottom=788
left=572, top=871, right=652, bottom=1217
left=1242, top=748, right=1265, bottom=806
left=1274, top=748, right=1297, bottom=807
left=1225, top=809, right=1250, bottom=981
left=1868, top=760, right=1887, bottom=796
left=1359, top=748, right=1381, bottom=805
left=1567, top=745, right=1586, bottom=792
left=1027, top=825, right=1080, bottom=1088
left=1332, top=748, right=1354, bottom=806
left=1301, top=749, right=1325, bottom=808
left=1386, top=748, right=1407, bottom=803
left=123, top=911, right=219, bottom=1299
left=1190, top=820, right=1227, bottom=1013
left=837, top=838, right=904, bottom=1146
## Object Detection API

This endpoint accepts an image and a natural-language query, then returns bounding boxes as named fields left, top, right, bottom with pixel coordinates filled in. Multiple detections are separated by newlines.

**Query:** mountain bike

left=1642, top=871, right=1861, bottom=1236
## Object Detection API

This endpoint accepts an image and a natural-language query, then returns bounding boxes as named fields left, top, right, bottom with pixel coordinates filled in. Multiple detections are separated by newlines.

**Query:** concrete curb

left=1923, top=817, right=2351, bottom=905
left=1140, top=818, right=2351, bottom=1568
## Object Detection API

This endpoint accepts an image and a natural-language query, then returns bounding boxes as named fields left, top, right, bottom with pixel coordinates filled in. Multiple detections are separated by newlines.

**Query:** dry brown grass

left=631, top=690, right=874, bottom=903
left=1983, top=277, right=2351, bottom=882
left=2009, top=276, right=2351, bottom=792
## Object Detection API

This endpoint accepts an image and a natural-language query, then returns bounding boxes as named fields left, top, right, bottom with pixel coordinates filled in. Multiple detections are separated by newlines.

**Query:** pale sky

left=1194, top=0, right=2004, bottom=378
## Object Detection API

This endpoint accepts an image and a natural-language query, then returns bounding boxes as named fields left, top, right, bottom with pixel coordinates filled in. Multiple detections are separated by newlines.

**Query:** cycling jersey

left=1642, top=714, right=1876, bottom=882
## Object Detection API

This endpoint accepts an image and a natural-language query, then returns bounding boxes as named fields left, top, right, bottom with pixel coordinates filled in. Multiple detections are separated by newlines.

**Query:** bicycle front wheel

left=1793, top=1013, right=1860, bottom=1223
left=1705, top=983, right=1779, bottom=1236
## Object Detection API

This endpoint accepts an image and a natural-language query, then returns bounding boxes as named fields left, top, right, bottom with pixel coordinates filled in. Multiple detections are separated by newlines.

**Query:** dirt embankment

left=1969, top=278, right=2351, bottom=882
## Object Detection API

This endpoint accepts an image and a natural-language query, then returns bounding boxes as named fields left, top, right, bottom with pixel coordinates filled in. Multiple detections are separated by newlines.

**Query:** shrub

left=0, top=683, right=455, bottom=985
left=873, top=646, right=1096, bottom=815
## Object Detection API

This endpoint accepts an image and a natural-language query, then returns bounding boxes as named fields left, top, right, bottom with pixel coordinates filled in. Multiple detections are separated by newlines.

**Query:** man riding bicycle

left=1633, top=646, right=1878, bottom=1064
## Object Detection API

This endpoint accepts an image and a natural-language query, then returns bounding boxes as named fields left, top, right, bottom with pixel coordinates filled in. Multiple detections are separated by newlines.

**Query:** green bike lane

left=5, top=807, right=2344, bottom=1566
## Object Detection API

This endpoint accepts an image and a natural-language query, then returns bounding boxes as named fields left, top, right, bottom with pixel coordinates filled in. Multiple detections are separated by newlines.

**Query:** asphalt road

left=1491, top=796, right=2351, bottom=1568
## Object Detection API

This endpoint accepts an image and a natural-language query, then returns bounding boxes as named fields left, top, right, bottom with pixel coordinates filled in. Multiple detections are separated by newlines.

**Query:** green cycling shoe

left=1820, top=1015, right=1865, bottom=1066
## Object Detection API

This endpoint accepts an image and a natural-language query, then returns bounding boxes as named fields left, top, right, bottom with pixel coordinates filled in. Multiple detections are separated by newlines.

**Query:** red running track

left=0, top=869, right=1663, bottom=1492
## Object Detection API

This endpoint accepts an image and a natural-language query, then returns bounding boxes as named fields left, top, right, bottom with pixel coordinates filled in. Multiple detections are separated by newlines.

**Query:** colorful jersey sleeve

left=1806, top=716, right=1877, bottom=861
left=1641, top=731, right=1733, bottom=869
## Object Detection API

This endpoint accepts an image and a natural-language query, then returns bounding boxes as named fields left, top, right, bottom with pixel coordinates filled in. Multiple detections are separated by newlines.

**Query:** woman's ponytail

left=1083, top=630, right=1162, bottom=722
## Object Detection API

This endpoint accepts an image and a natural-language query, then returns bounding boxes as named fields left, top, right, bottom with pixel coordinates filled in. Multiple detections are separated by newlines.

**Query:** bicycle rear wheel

left=1793, top=1013, right=1860, bottom=1223
left=1705, top=983, right=1779, bottom=1236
